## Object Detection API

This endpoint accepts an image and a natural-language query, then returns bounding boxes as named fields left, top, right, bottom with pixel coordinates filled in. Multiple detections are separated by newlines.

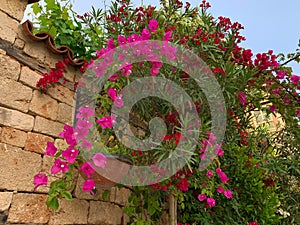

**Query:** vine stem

left=169, top=190, right=177, bottom=225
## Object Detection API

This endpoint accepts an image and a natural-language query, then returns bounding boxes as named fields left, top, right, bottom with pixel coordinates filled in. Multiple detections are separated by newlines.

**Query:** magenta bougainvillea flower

left=82, top=179, right=95, bottom=195
left=197, top=194, right=206, bottom=202
left=296, top=109, right=300, bottom=117
left=76, top=107, right=94, bottom=119
left=59, top=124, right=77, bottom=147
left=79, top=162, right=95, bottom=178
left=62, top=147, right=79, bottom=164
left=224, top=190, right=233, bottom=199
left=33, top=173, right=48, bottom=191
left=92, top=153, right=107, bottom=168
left=291, top=74, right=300, bottom=85
left=206, top=197, right=216, bottom=207
left=216, top=168, right=229, bottom=183
left=148, top=19, right=159, bottom=32
left=45, top=142, right=57, bottom=156
left=238, top=91, right=247, bottom=106
left=206, top=170, right=213, bottom=178
left=96, top=116, right=116, bottom=129
left=51, top=159, right=69, bottom=174
left=217, top=186, right=224, bottom=193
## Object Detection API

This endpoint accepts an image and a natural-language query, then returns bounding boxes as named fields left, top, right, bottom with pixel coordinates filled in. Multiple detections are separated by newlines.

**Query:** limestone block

left=0, top=192, right=13, bottom=212
left=7, top=193, right=50, bottom=224
left=0, top=53, right=21, bottom=80
left=48, top=198, right=88, bottom=225
left=0, top=127, right=27, bottom=148
left=88, top=201, right=123, bottom=225
left=110, top=187, right=131, bottom=206
left=25, top=132, right=54, bottom=154
left=13, top=38, right=25, bottom=49
left=0, top=107, right=34, bottom=131
left=0, top=11, right=19, bottom=44
left=20, top=66, right=42, bottom=89
left=29, top=90, right=58, bottom=120
left=33, top=116, right=64, bottom=137
left=0, top=0, right=27, bottom=21
left=0, top=143, right=42, bottom=191
left=0, top=77, right=33, bottom=112
left=47, top=84, right=75, bottom=106
left=23, top=41, right=46, bottom=63
left=57, top=103, right=73, bottom=124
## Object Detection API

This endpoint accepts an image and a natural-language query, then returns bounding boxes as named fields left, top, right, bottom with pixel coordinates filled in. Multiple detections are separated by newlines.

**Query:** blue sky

left=28, top=0, right=300, bottom=74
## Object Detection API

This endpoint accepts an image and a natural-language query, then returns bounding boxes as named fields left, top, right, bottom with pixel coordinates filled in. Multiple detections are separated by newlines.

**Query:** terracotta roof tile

left=22, top=19, right=87, bottom=67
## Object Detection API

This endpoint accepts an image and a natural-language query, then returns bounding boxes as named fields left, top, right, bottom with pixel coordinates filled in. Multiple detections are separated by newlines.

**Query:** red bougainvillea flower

left=82, top=179, right=95, bottom=195
left=33, top=173, right=48, bottom=191
left=96, top=115, right=116, bottom=129
left=237, top=91, right=247, bottom=106
left=224, top=190, right=233, bottom=199
left=206, top=197, right=216, bottom=207
left=148, top=19, right=159, bottom=32
left=197, top=194, right=206, bottom=202
left=269, top=105, right=276, bottom=113
left=62, top=147, right=79, bottom=164
left=92, top=153, right=107, bottom=168
left=79, top=162, right=95, bottom=178
left=176, top=177, right=189, bottom=191
left=51, top=159, right=69, bottom=174
left=248, top=222, right=259, bottom=225
left=45, top=142, right=57, bottom=156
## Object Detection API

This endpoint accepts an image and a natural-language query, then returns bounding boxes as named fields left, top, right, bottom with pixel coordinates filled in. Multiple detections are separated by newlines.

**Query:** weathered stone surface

left=23, top=41, right=46, bottom=62
left=0, top=51, right=21, bottom=80
left=0, top=192, right=13, bottom=212
left=0, top=0, right=27, bottom=21
left=25, top=132, right=54, bottom=154
left=34, top=116, right=64, bottom=137
left=57, top=103, right=73, bottom=124
left=0, top=143, right=42, bottom=192
left=88, top=201, right=123, bottom=225
left=110, top=187, right=131, bottom=206
left=7, top=193, right=49, bottom=224
left=0, top=77, right=32, bottom=112
left=47, top=84, right=75, bottom=106
left=0, top=127, right=27, bottom=148
left=48, top=199, right=88, bottom=225
left=13, top=38, right=25, bottom=49
left=20, top=66, right=42, bottom=89
left=0, top=11, right=19, bottom=44
left=0, top=107, right=34, bottom=131
left=29, top=90, right=58, bottom=120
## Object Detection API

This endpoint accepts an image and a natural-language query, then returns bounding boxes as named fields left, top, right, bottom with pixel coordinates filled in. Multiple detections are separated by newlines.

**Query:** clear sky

left=27, top=0, right=300, bottom=74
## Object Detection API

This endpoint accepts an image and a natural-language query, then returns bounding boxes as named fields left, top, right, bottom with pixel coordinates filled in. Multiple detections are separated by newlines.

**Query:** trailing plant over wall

left=31, top=0, right=300, bottom=224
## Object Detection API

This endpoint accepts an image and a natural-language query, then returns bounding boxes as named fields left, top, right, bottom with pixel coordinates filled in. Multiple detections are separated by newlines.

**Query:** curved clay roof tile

left=22, top=19, right=87, bottom=67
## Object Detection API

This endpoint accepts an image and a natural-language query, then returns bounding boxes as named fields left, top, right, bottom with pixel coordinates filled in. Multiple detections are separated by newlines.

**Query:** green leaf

left=31, top=3, right=42, bottom=15
left=46, top=196, right=59, bottom=210
left=61, top=191, right=72, bottom=201
left=102, top=189, right=110, bottom=201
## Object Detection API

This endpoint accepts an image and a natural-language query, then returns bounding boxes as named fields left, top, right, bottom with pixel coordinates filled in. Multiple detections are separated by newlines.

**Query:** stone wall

left=0, top=1, right=130, bottom=224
